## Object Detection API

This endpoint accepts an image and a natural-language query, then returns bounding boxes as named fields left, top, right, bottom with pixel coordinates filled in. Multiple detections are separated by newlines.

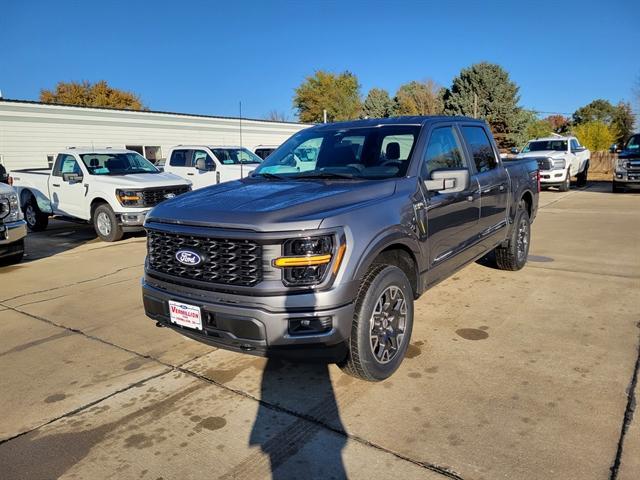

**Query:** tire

left=559, top=170, right=571, bottom=192
left=22, top=197, right=48, bottom=232
left=612, top=183, right=623, bottom=193
left=338, top=264, right=414, bottom=382
left=1, top=239, right=25, bottom=265
left=93, top=204, right=123, bottom=242
left=495, top=200, right=531, bottom=271
left=576, top=162, right=589, bottom=187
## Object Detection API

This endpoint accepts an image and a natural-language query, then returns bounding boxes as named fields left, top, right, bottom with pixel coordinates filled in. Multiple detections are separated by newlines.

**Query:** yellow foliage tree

left=572, top=121, right=617, bottom=152
left=40, top=80, right=146, bottom=110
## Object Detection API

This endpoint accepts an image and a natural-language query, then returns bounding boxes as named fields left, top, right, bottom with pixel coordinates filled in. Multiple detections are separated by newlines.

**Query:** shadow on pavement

left=249, top=359, right=347, bottom=479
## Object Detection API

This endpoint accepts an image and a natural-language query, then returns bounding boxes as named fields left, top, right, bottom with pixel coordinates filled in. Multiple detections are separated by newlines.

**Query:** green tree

left=572, top=99, right=615, bottom=125
left=611, top=101, right=635, bottom=145
left=572, top=121, right=617, bottom=152
left=363, top=88, right=394, bottom=118
left=443, top=62, right=526, bottom=148
left=394, top=80, right=444, bottom=116
left=40, top=80, right=146, bottom=110
left=293, top=71, right=362, bottom=123
left=526, top=118, right=553, bottom=140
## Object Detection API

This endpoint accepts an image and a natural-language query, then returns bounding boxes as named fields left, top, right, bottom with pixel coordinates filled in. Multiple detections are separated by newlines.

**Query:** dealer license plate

left=168, top=301, right=202, bottom=330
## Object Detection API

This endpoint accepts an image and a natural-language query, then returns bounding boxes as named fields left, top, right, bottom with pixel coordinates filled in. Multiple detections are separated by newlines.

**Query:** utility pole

left=473, top=93, right=478, bottom=118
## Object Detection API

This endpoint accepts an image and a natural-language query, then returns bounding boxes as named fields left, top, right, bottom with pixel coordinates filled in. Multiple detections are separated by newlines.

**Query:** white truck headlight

left=552, top=158, right=566, bottom=170
left=617, top=158, right=627, bottom=170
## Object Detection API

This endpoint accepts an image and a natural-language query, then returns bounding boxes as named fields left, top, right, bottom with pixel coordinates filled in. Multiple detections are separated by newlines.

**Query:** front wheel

left=495, top=201, right=531, bottom=271
left=93, top=204, right=124, bottom=242
left=338, top=264, right=414, bottom=382
left=559, top=170, right=571, bottom=192
left=1, top=239, right=25, bottom=265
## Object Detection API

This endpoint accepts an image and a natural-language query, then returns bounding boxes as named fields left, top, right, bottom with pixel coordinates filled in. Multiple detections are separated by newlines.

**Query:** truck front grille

left=142, top=186, right=190, bottom=207
left=146, top=229, right=262, bottom=287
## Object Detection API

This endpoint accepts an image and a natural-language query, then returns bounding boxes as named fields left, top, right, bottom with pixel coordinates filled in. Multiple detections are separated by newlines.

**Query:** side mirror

left=424, top=169, right=469, bottom=193
left=609, top=144, right=618, bottom=153
left=62, top=172, right=83, bottom=183
left=195, top=157, right=215, bottom=171
left=510, top=147, right=519, bottom=154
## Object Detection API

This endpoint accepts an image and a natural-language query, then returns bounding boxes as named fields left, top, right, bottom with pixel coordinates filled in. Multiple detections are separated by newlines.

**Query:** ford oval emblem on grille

left=165, top=193, right=176, bottom=199
left=175, top=250, right=202, bottom=266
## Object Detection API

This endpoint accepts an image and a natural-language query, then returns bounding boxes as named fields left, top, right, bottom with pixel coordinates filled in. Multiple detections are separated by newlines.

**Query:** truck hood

left=92, top=172, right=190, bottom=188
left=517, top=150, right=565, bottom=159
left=618, top=149, right=640, bottom=160
left=146, top=177, right=397, bottom=231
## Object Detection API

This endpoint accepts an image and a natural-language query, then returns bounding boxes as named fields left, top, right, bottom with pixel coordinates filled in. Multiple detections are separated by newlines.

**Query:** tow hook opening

left=240, top=344, right=255, bottom=351
left=155, top=321, right=165, bottom=328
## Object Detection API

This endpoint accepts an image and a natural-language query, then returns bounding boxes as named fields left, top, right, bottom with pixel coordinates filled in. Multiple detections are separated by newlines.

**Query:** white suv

left=516, top=136, right=590, bottom=191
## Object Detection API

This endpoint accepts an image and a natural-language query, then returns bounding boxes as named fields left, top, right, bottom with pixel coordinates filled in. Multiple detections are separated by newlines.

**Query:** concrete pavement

left=0, top=181, right=638, bottom=479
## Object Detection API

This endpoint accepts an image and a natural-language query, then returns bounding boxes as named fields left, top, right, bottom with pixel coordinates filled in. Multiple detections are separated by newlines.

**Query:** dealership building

left=0, top=99, right=308, bottom=171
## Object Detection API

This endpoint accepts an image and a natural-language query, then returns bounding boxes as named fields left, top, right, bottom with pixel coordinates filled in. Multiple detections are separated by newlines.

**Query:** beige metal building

left=0, top=99, right=308, bottom=170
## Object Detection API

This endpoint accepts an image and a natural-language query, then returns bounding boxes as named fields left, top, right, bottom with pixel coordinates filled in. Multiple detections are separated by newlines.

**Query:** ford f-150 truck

left=612, top=133, right=640, bottom=192
left=515, top=136, right=590, bottom=191
left=11, top=149, right=191, bottom=242
left=0, top=182, right=27, bottom=264
left=142, top=117, right=539, bottom=381
left=163, top=146, right=262, bottom=190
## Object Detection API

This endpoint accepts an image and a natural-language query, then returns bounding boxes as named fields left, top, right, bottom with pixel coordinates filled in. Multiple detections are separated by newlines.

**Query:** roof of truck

left=312, top=116, right=484, bottom=130
left=169, top=145, right=250, bottom=150
left=61, top=148, right=135, bottom=155
left=530, top=136, right=576, bottom=142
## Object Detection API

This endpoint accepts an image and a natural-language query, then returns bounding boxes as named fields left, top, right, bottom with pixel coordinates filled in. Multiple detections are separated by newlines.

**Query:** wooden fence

left=589, top=152, right=617, bottom=174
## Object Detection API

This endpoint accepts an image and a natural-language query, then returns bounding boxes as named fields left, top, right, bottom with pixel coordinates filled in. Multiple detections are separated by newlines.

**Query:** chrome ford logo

left=165, top=193, right=176, bottom=199
left=175, top=250, right=202, bottom=266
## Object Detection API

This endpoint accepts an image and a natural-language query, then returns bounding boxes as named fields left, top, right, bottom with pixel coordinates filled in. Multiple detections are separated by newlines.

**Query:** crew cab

left=612, top=133, right=640, bottom=192
left=142, top=117, right=539, bottom=381
left=163, top=146, right=262, bottom=190
left=0, top=182, right=27, bottom=264
left=515, top=136, right=590, bottom=191
left=11, top=148, right=191, bottom=242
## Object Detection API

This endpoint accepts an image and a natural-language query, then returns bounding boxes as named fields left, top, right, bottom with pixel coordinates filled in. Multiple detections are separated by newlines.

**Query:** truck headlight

left=617, top=158, right=627, bottom=170
left=273, top=235, right=346, bottom=286
left=0, top=194, right=23, bottom=222
left=116, top=189, right=145, bottom=207
left=551, top=158, right=566, bottom=170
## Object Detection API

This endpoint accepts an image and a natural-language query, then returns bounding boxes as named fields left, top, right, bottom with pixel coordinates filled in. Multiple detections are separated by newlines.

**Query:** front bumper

left=539, top=169, right=567, bottom=185
left=0, top=219, right=27, bottom=245
left=613, top=171, right=640, bottom=186
left=141, top=275, right=357, bottom=362
left=117, top=210, right=150, bottom=231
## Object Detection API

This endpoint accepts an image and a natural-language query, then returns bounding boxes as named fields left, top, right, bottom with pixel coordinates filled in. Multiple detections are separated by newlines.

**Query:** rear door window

left=169, top=149, right=192, bottom=167
left=460, top=126, right=498, bottom=173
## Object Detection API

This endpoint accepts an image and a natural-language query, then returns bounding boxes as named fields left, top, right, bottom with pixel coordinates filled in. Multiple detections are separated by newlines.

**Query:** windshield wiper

left=294, top=171, right=356, bottom=179
left=251, top=172, right=286, bottom=180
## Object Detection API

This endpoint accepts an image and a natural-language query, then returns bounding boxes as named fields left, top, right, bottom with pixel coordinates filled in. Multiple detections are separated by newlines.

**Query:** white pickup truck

left=515, top=136, right=590, bottom=191
left=163, top=145, right=262, bottom=189
left=11, top=148, right=191, bottom=241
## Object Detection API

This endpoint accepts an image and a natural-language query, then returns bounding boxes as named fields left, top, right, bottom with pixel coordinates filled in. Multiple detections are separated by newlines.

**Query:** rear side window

left=460, top=126, right=498, bottom=173
left=422, top=127, right=466, bottom=178
left=169, top=149, right=191, bottom=167
left=570, top=139, right=581, bottom=151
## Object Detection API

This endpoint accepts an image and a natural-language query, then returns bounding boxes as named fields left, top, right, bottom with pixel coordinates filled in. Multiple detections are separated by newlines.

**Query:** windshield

left=211, top=148, right=263, bottom=165
left=252, top=125, right=421, bottom=179
left=523, top=140, right=568, bottom=153
left=80, top=152, right=159, bottom=175
left=625, top=134, right=640, bottom=150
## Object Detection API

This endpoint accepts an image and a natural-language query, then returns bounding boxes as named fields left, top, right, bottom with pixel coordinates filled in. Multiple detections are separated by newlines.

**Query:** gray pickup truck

left=142, top=116, right=539, bottom=381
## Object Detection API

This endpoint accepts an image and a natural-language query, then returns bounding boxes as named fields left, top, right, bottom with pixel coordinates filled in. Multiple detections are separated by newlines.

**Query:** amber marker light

left=332, top=244, right=347, bottom=274
left=273, top=254, right=332, bottom=268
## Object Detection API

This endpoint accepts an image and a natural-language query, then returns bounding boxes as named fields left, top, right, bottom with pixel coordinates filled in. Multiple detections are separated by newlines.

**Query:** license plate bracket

left=168, top=300, right=203, bottom=330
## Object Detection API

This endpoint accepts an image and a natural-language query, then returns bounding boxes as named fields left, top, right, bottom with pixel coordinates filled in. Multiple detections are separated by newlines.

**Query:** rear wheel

left=22, top=197, right=48, bottom=231
left=495, top=201, right=531, bottom=271
left=559, top=170, right=571, bottom=192
left=93, top=204, right=123, bottom=242
left=576, top=162, right=589, bottom=187
left=339, top=264, right=414, bottom=382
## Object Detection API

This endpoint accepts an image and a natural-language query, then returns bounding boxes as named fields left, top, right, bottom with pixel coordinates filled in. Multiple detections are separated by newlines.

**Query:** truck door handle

left=187, top=173, right=195, bottom=176
left=52, top=183, right=60, bottom=187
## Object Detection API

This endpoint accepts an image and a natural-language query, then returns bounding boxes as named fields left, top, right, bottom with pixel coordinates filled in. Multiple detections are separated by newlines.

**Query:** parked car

left=0, top=182, right=27, bottom=264
left=163, top=146, right=262, bottom=189
left=254, top=145, right=279, bottom=160
left=11, top=148, right=191, bottom=242
left=141, top=116, right=539, bottom=381
left=514, top=136, right=590, bottom=191
left=612, top=133, right=640, bottom=192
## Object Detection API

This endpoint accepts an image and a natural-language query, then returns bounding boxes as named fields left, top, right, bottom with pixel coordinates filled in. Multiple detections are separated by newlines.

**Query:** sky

left=1, top=0, right=638, bottom=121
